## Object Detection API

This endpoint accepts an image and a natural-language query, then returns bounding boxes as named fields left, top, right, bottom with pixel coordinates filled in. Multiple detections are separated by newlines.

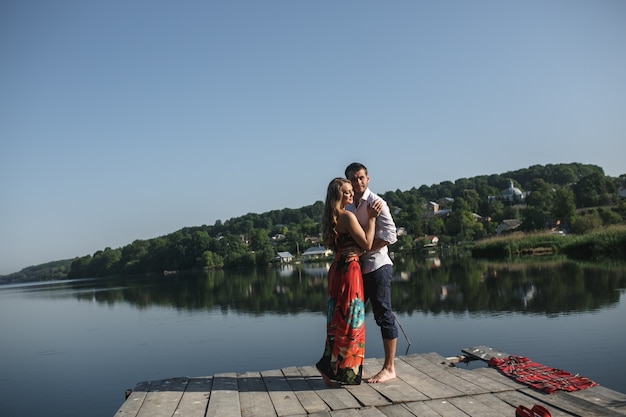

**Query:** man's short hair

left=345, top=162, right=368, bottom=179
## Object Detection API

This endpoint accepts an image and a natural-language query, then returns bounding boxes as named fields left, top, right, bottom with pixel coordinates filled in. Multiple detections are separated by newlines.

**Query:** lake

left=1, top=255, right=625, bottom=417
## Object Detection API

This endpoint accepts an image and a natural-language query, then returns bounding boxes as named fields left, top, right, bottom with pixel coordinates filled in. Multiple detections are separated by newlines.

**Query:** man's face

left=348, top=169, right=369, bottom=196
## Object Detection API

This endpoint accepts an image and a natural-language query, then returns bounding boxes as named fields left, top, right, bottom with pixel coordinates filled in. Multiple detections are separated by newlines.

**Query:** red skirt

left=316, top=255, right=365, bottom=384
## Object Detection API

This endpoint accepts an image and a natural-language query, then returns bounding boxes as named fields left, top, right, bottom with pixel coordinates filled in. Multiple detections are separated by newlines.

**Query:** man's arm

left=375, top=200, right=397, bottom=247
left=371, top=237, right=389, bottom=251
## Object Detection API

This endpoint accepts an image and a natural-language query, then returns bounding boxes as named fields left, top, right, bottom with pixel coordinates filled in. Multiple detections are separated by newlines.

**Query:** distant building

left=497, top=219, right=522, bottom=235
left=427, top=201, right=440, bottom=212
left=272, top=234, right=286, bottom=242
left=275, top=252, right=294, bottom=263
left=502, top=180, right=525, bottom=203
left=301, top=246, right=333, bottom=262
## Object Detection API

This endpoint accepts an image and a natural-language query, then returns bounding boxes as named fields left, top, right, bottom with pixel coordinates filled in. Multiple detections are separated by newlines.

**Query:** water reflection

left=54, top=256, right=626, bottom=317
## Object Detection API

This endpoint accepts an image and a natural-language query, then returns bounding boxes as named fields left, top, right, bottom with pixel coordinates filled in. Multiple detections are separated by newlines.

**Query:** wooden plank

left=471, top=367, right=527, bottom=390
left=261, top=369, right=307, bottom=416
left=136, top=377, right=188, bottom=417
left=495, top=389, right=582, bottom=417
left=568, top=385, right=626, bottom=414
left=371, top=403, right=418, bottom=417
left=114, top=381, right=150, bottom=417
left=462, top=346, right=509, bottom=362
left=422, top=399, right=469, bottom=417
left=343, top=381, right=392, bottom=407
left=469, top=392, right=519, bottom=413
left=403, top=353, right=486, bottom=396
left=397, top=356, right=466, bottom=399
left=420, top=352, right=513, bottom=393
left=174, top=377, right=212, bottom=416
left=327, top=409, right=363, bottom=417
left=364, top=358, right=429, bottom=403
left=237, top=371, right=277, bottom=417
left=448, top=395, right=505, bottom=417
left=403, top=401, right=443, bottom=417
left=524, top=389, right=626, bottom=417
left=282, top=366, right=329, bottom=414
left=392, top=357, right=452, bottom=400
left=307, top=411, right=332, bottom=417
left=454, top=393, right=516, bottom=416
left=206, top=373, right=241, bottom=417
left=351, top=406, right=388, bottom=417
left=298, top=365, right=362, bottom=411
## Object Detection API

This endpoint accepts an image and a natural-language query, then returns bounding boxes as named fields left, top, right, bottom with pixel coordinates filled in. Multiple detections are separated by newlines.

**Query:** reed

left=471, top=225, right=626, bottom=261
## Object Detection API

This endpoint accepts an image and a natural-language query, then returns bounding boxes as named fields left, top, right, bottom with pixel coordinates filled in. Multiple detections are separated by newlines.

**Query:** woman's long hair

left=321, top=178, right=350, bottom=251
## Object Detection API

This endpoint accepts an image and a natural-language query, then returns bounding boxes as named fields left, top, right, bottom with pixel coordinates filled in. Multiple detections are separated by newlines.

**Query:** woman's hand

left=368, top=199, right=383, bottom=218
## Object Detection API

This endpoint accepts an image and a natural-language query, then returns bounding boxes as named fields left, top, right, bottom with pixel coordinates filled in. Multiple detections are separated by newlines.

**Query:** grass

left=471, top=225, right=626, bottom=261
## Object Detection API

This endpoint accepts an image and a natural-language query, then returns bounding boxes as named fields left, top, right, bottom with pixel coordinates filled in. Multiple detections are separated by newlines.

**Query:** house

left=272, top=234, right=286, bottom=242
left=496, top=219, right=522, bottom=235
left=416, top=235, right=439, bottom=255
left=427, top=201, right=440, bottom=212
left=275, top=251, right=294, bottom=263
left=304, top=235, right=321, bottom=245
left=301, top=246, right=333, bottom=262
left=425, top=235, right=439, bottom=245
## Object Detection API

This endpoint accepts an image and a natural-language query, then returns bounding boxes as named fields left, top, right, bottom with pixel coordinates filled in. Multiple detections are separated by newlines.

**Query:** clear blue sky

left=1, top=0, right=625, bottom=275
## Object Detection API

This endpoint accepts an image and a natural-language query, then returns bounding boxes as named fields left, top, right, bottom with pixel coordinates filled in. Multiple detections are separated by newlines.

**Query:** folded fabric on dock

left=488, top=355, right=598, bottom=394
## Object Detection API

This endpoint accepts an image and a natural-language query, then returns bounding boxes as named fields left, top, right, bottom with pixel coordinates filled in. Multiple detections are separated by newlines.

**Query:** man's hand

left=342, top=245, right=364, bottom=258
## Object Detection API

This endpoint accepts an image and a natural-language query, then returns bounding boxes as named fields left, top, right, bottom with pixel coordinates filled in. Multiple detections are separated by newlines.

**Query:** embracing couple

left=315, top=162, right=398, bottom=386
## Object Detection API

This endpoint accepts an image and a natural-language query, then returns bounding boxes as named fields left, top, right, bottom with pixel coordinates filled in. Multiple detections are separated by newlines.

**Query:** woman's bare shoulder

left=336, top=211, right=356, bottom=231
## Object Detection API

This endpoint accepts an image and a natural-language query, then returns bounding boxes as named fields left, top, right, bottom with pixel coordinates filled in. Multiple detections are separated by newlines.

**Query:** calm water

left=1, top=255, right=625, bottom=417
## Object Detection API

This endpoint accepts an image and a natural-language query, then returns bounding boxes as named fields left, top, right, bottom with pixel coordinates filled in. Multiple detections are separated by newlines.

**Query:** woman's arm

left=339, top=207, right=378, bottom=251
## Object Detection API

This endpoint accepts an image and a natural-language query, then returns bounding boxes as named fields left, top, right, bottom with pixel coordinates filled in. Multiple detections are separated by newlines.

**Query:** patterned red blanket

left=488, top=355, right=598, bottom=394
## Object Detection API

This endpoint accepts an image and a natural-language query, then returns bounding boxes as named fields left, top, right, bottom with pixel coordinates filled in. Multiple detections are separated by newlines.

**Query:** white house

left=301, top=246, right=333, bottom=261
left=275, top=251, right=294, bottom=263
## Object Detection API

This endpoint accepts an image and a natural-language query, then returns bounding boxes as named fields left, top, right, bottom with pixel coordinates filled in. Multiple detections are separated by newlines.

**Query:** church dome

left=502, top=181, right=524, bottom=202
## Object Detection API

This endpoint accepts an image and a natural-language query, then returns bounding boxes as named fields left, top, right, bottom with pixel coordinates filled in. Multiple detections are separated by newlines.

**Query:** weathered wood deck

left=114, top=347, right=626, bottom=417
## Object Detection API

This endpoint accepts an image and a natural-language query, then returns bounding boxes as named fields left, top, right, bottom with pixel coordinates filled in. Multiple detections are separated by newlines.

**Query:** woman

left=316, top=177, right=381, bottom=386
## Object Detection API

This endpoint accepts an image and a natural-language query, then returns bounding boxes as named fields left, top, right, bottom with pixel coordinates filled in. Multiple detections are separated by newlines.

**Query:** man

left=345, top=162, right=398, bottom=383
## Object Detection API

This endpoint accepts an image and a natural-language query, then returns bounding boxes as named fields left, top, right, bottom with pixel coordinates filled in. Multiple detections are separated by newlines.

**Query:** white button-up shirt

left=347, top=188, right=397, bottom=274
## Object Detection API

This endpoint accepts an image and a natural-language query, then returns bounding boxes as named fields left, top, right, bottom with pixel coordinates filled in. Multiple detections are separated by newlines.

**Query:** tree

left=69, top=255, right=92, bottom=278
left=521, top=206, right=547, bottom=231
left=88, top=247, right=121, bottom=276
left=202, top=251, right=224, bottom=268
left=120, top=240, right=150, bottom=273
left=571, top=210, right=602, bottom=234
left=459, top=189, right=481, bottom=213
left=445, top=198, right=477, bottom=241
left=574, top=172, right=607, bottom=208
left=426, top=216, right=445, bottom=236
left=552, top=187, right=576, bottom=228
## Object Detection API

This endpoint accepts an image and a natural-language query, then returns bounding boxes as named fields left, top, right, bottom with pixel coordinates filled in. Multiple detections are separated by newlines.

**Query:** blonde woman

left=315, top=178, right=381, bottom=385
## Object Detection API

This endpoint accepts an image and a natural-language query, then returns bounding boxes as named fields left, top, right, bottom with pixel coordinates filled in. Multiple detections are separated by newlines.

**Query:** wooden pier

left=114, top=347, right=626, bottom=417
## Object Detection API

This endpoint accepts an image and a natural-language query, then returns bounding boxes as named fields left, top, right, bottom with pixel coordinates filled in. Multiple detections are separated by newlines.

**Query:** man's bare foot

left=366, top=368, right=396, bottom=383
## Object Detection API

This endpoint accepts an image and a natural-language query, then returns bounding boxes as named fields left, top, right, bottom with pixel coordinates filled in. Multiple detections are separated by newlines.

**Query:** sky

left=1, top=0, right=625, bottom=275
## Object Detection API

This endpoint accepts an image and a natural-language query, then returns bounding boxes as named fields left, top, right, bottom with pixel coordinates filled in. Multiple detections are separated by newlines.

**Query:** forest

left=2, top=162, right=625, bottom=283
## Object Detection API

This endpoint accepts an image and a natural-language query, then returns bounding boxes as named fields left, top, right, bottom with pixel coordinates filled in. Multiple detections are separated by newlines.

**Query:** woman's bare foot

left=366, top=368, right=396, bottom=383
left=316, top=364, right=335, bottom=387
left=320, top=372, right=334, bottom=387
